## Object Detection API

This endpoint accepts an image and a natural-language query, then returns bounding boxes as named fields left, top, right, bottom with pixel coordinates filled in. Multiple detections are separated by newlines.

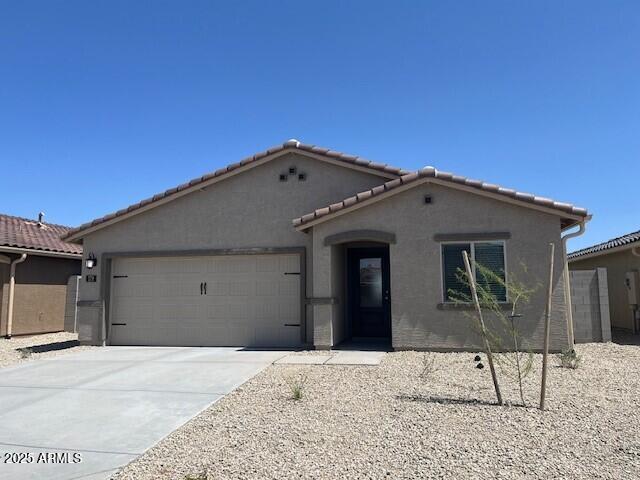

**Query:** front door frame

left=346, top=246, right=391, bottom=339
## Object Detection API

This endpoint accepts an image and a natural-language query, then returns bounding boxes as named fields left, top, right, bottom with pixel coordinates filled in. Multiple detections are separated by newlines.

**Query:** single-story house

left=1, top=213, right=82, bottom=337
left=569, top=230, right=640, bottom=333
left=63, top=140, right=589, bottom=351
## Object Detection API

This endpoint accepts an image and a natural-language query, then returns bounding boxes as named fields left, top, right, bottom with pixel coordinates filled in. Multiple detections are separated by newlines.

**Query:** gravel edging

left=112, top=342, right=640, bottom=480
left=0, top=332, right=93, bottom=369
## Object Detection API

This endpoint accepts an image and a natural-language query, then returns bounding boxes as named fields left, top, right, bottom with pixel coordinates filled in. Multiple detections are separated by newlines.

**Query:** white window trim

left=439, top=240, right=508, bottom=304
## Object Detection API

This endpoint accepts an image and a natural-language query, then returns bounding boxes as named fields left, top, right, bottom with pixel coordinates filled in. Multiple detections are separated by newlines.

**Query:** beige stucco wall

left=0, top=255, right=81, bottom=336
left=569, top=249, right=640, bottom=330
left=311, top=182, right=569, bottom=352
left=76, top=152, right=391, bottom=345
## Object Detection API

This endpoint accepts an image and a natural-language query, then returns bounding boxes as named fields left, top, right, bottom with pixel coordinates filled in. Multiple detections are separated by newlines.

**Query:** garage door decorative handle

left=200, top=282, right=203, bottom=295
left=204, top=282, right=207, bottom=295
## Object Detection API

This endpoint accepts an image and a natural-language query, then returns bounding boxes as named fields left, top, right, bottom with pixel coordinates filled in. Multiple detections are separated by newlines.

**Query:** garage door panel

left=228, top=280, right=254, bottom=296
left=256, top=255, right=279, bottom=273
left=156, top=275, right=201, bottom=297
left=110, top=254, right=301, bottom=347
left=256, top=280, right=278, bottom=296
left=278, top=278, right=299, bottom=296
left=112, top=278, right=154, bottom=298
left=255, top=299, right=278, bottom=321
left=114, top=259, right=156, bottom=276
left=280, top=255, right=300, bottom=273
left=156, top=302, right=200, bottom=322
left=279, top=302, right=299, bottom=322
left=111, top=298, right=154, bottom=322
left=207, top=281, right=229, bottom=296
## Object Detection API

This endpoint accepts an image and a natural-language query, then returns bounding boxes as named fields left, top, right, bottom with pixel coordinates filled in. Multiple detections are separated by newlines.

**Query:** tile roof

left=64, top=140, right=409, bottom=241
left=568, top=229, right=640, bottom=260
left=0, top=214, right=83, bottom=256
left=293, top=167, right=589, bottom=229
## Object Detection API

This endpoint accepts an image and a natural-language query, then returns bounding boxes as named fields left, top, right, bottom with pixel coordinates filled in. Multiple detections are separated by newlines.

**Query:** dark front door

left=348, top=247, right=391, bottom=338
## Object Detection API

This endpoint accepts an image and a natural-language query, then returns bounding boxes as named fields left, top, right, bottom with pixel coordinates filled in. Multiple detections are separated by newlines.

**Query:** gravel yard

left=0, top=332, right=92, bottom=368
left=114, top=340, right=640, bottom=480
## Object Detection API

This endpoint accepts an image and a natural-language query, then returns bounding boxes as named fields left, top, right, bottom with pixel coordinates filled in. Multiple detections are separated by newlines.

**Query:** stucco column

left=311, top=231, right=334, bottom=348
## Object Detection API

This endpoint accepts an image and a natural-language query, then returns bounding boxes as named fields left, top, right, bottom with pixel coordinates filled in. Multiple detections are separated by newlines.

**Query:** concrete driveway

left=0, top=347, right=289, bottom=480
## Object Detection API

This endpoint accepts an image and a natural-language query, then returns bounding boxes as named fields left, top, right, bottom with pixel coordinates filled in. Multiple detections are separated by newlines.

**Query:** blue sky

left=1, top=1, right=638, bottom=251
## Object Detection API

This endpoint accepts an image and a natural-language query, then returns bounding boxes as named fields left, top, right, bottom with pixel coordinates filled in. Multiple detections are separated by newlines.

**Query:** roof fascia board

left=568, top=241, right=640, bottom=263
left=0, top=246, right=82, bottom=259
left=297, top=177, right=584, bottom=231
left=65, top=148, right=398, bottom=242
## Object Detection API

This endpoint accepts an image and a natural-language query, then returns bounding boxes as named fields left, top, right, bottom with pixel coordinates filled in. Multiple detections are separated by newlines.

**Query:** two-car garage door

left=108, top=254, right=301, bottom=347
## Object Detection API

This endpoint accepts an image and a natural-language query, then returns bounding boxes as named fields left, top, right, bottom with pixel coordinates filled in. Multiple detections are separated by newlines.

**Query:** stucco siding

left=311, top=183, right=569, bottom=351
left=76, top=153, right=390, bottom=344
left=0, top=255, right=81, bottom=336
left=569, top=250, right=640, bottom=330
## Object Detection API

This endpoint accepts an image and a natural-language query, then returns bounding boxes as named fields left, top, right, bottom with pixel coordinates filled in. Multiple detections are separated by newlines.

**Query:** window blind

left=442, top=243, right=471, bottom=301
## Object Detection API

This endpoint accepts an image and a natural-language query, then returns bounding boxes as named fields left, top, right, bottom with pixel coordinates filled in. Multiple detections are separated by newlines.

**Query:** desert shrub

left=286, top=372, right=308, bottom=400
left=557, top=348, right=581, bottom=369
left=419, top=352, right=440, bottom=380
left=449, top=261, right=538, bottom=407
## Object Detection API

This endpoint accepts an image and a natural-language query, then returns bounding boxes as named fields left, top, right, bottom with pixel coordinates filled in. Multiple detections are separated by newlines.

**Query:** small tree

left=450, top=261, right=538, bottom=407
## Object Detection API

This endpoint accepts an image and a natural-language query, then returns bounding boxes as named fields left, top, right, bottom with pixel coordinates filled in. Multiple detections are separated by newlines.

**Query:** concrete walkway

left=275, top=350, right=386, bottom=365
left=0, top=347, right=289, bottom=480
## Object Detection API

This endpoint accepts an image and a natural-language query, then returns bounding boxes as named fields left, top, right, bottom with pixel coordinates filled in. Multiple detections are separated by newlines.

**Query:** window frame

left=439, top=239, right=508, bottom=304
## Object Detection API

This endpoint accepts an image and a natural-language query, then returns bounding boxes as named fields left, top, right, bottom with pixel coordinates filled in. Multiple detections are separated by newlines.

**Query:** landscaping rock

left=113, top=342, right=640, bottom=480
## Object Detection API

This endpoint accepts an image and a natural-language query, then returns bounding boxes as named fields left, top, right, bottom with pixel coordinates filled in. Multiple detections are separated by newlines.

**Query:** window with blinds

left=441, top=241, right=507, bottom=302
left=442, top=243, right=471, bottom=301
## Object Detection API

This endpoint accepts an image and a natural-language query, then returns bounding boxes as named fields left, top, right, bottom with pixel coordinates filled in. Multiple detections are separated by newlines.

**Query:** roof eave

left=63, top=144, right=404, bottom=243
left=0, top=245, right=82, bottom=259
left=568, top=239, right=640, bottom=263
left=295, top=176, right=589, bottom=231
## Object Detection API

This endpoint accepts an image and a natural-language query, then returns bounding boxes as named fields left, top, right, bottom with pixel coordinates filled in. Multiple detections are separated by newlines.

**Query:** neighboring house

left=0, top=214, right=82, bottom=337
left=63, top=140, right=589, bottom=351
left=569, top=230, right=640, bottom=333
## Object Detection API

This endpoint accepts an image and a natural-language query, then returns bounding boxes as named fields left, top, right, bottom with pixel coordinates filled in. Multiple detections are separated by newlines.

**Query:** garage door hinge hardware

left=284, top=324, right=301, bottom=327
left=284, top=272, right=301, bottom=275
left=111, top=323, right=127, bottom=326
left=113, top=275, right=128, bottom=278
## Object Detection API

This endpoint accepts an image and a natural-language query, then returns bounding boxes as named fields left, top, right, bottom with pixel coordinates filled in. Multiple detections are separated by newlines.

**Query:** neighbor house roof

left=63, top=140, right=409, bottom=242
left=293, top=167, right=589, bottom=231
left=0, top=214, right=83, bottom=257
left=568, top=229, right=640, bottom=261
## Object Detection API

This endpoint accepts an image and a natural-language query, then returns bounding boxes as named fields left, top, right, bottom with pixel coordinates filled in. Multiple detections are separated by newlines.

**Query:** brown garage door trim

left=100, top=247, right=307, bottom=346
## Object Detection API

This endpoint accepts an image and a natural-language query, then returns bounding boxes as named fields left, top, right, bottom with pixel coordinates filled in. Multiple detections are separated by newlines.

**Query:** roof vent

left=37, top=212, right=45, bottom=228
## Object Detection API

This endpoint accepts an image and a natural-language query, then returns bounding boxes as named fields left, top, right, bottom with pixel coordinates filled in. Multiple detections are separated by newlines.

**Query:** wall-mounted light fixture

left=85, top=253, right=97, bottom=269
